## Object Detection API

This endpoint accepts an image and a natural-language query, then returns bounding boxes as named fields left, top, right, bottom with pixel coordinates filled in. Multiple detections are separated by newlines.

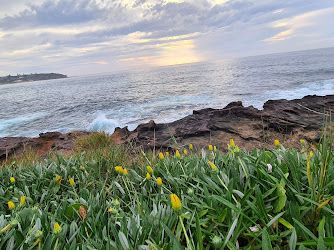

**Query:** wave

left=0, top=112, right=47, bottom=137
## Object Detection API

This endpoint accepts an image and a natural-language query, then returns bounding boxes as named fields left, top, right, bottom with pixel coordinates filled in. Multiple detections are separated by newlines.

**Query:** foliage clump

left=0, top=131, right=334, bottom=249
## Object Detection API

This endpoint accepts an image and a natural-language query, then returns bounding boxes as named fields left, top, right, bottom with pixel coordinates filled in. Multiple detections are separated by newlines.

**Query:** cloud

left=94, top=61, right=108, bottom=65
left=264, top=6, right=334, bottom=44
left=0, top=0, right=333, bottom=75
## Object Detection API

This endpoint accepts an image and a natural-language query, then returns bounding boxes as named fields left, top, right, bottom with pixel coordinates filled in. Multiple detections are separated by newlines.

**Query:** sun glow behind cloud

left=118, top=39, right=200, bottom=67
left=157, top=39, right=201, bottom=66
left=0, top=0, right=333, bottom=75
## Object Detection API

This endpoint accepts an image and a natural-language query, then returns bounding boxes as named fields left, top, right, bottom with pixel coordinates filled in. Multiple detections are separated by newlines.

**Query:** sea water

left=1, top=47, right=334, bottom=137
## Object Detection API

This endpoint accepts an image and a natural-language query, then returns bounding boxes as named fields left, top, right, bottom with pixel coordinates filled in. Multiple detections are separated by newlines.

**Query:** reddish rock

left=0, top=95, right=333, bottom=160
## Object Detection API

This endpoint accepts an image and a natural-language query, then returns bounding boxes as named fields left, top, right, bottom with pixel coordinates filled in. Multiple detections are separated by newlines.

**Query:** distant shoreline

left=0, top=73, right=67, bottom=85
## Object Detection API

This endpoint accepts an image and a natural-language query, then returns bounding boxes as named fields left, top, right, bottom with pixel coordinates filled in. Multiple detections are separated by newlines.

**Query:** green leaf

left=42, top=235, right=54, bottom=250
left=318, top=217, right=325, bottom=238
left=222, top=215, right=239, bottom=249
left=53, top=183, right=60, bottom=194
left=198, top=209, right=208, bottom=219
left=292, top=218, right=318, bottom=242
left=273, top=183, right=287, bottom=213
left=278, top=218, right=294, bottom=229
left=318, top=237, right=326, bottom=250
left=160, top=222, right=183, bottom=249
left=297, top=238, right=334, bottom=247
left=118, top=231, right=130, bottom=250
left=289, top=229, right=297, bottom=250
left=195, top=212, right=203, bottom=250
left=299, top=244, right=306, bottom=250
left=262, top=229, right=273, bottom=250
left=6, top=236, right=15, bottom=250
left=255, top=185, right=269, bottom=222
left=65, top=203, right=86, bottom=218
left=266, top=212, right=285, bottom=229
left=13, top=231, right=24, bottom=247
left=218, top=208, right=227, bottom=223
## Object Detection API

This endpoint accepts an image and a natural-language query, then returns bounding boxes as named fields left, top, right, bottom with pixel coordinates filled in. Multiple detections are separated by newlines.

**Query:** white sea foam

left=1, top=47, right=334, bottom=137
left=88, top=114, right=120, bottom=134
left=0, top=112, right=46, bottom=137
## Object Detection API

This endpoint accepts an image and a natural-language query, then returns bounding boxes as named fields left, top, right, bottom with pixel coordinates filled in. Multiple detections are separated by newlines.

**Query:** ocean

left=1, top=47, right=334, bottom=138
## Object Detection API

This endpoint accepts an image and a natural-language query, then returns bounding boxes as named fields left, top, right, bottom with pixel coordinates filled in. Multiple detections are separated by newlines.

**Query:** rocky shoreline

left=1, top=94, right=333, bottom=160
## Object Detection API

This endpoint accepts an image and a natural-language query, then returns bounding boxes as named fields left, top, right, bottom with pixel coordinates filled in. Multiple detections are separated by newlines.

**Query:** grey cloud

left=1, top=0, right=334, bottom=75
left=0, top=0, right=126, bottom=29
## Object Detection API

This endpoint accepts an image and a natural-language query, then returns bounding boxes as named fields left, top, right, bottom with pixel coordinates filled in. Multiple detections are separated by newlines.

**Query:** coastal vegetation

left=0, top=129, right=333, bottom=249
left=0, top=73, right=67, bottom=85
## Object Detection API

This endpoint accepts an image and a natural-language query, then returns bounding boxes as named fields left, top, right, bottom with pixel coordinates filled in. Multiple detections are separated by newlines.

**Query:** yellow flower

left=123, top=168, right=128, bottom=175
left=183, top=149, right=187, bottom=155
left=230, top=139, right=235, bottom=147
left=147, top=166, right=153, bottom=173
left=33, top=238, right=41, bottom=246
left=310, top=151, right=314, bottom=157
left=175, top=150, right=180, bottom=158
left=159, top=152, right=164, bottom=159
left=208, top=161, right=217, bottom=171
left=8, top=201, right=15, bottom=210
left=115, top=166, right=124, bottom=174
left=10, top=177, right=15, bottom=183
left=300, top=139, right=306, bottom=147
left=170, top=194, right=182, bottom=211
left=55, top=175, right=61, bottom=183
left=189, top=144, right=193, bottom=150
left=209, top=145, right=213, bottom=151
left=274, top=140, right=280, bottom=147
left=165, top=152, right=169, bottom=157
left=157, top=177, right=162, bottom=186
left=69, top=178, right=75, bottom=186
left=146, top=173, right=151, bottom=180
left=53, top=222, right=62, bottom=235
left=0, top=224, right=11, bottom=234
left=214, top=146, right=217, bottom=151
left=107, top=207, right=113, bottom=212
left=79, top=165, right=85, bottom=170
left=20, top=196, right=26, bottom=206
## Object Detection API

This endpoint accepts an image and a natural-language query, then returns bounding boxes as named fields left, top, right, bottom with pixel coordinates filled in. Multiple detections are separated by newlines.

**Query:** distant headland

left=0, top=73, right=67, bottom=85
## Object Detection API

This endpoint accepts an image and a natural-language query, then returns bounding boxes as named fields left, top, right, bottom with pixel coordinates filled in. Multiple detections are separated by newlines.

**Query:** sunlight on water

left=0, top=47, right=334, bottom=137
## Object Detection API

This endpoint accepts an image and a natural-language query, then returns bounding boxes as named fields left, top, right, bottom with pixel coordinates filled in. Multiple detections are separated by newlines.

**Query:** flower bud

left=20, top=196, right=26, bottom=207
left=187, top=188, right=194, bottom=196
left=147, top=166, right=153, bottom=173
left=8, top=201, right=15, bottom=210
left=157, top=177, right=162, bottom=187
left=111, top=199, right=120, bottom=209
left=211, top=235, right=223, bottom=249
left=158, top=152, right=164, bottom=159
left=53, top=222, right=62, bottom=235
left=32, top=205, right=39, bottom=213
left=10, top=219, right=19, bottom=228
left=300, top=139, right=306, bottom=147
left=35, top=230, right=43, bottom=239
left=274, top=140, right=280, bottom=148
left=69, top=178, right=75, bottom=186
left=170, top=194, right=182, bottom=212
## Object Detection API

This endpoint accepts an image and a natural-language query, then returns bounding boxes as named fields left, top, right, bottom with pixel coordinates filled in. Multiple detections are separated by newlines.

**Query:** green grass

left=0, top=132, right=333, bottom=249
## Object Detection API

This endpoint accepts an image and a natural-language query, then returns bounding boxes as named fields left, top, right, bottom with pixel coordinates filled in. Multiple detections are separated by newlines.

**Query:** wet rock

left=1, top=95, right=333, bottom=160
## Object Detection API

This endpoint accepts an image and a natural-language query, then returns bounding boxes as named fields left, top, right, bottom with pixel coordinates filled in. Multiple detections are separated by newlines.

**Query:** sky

left=0, top=0, right=333, bottom=76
